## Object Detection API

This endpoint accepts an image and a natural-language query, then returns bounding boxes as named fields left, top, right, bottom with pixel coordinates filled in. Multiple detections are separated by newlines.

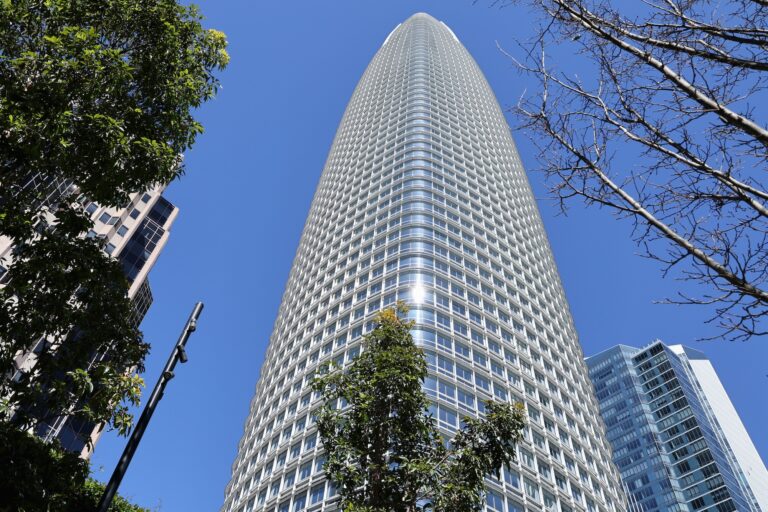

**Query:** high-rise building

left=1, top=181, right=178, bottom=456
left=224, top=13, right=625, bottom=512
left=587, top=342, right=768, bottom=512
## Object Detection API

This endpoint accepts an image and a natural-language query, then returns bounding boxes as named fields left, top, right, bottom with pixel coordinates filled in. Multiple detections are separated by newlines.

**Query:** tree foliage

left=502, top=0, right=768, bottom=339
left=313, top=303, right=526, bottom=512
left=0, top=206, right=146, bottom=435
left=0, top=0, right=227, bottom=440
left=1, top=0, right=229, bottom=206
left=0, top=420, right=148, bottom=511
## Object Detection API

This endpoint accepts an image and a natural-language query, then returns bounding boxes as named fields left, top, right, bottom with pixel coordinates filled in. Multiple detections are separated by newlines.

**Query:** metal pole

left=97, top=302, right=204, bottom=512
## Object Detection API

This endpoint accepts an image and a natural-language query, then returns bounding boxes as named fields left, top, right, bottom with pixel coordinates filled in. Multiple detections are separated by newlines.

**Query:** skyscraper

left=224, top=13, right=625, bottom=512
left=587, top=342, right=768, bottom=512
left=1, top=183, right=178, bottom=456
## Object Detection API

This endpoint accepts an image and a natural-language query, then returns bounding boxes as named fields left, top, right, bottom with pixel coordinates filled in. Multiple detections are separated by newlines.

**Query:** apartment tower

left=1, top=181, right=178, bottom=456
left=224, top=13, right=625, bottom=512
left=587, top=343, right=768, bottom=512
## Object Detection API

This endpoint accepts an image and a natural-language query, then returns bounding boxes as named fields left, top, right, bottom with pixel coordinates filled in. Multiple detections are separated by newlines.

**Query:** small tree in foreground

left=313, top=303, right=526, bottom=512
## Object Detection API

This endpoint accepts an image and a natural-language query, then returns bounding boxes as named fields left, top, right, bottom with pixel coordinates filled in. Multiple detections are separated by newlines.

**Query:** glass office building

left=223, top=13, right=625, bottom=512
left=587, top=343, right=768, bottom=512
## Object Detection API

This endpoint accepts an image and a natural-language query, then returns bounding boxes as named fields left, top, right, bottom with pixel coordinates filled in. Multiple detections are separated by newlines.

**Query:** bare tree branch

left=503, top=0, right=768, bottom=339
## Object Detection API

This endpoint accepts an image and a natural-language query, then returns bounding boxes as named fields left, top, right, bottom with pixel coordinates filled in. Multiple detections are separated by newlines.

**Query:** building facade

left=587, top=343, right=768, bottom=512
left=223, top=13, right=625, bottom=512
left=2, top=181, right=178, bottom=456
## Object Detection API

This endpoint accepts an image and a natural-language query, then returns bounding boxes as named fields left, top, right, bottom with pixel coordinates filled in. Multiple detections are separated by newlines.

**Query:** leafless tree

left=498, top=0, right=768, bottom=339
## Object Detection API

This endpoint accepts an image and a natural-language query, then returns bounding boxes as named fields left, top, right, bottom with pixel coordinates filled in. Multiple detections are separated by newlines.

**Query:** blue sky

left=90, top=2, right=768, bottom=510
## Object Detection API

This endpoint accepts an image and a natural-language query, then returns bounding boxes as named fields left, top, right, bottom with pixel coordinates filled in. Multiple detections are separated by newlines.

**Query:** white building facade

left=224, top=13, right=625, bottom=512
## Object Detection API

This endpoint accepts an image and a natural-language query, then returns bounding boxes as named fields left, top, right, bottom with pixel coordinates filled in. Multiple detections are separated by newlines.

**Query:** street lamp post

left=97, top=301, right=204, bottom=512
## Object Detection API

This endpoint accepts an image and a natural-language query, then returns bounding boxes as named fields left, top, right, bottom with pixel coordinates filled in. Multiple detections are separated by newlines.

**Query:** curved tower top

left=224, top=13, right=626, bottom=512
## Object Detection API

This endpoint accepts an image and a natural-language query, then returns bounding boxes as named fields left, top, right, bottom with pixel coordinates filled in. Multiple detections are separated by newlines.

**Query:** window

left=520, top=448, right=534, bottom=468
left=458, top=389, right=475, bottom=410
left=486, top=491, right=505, bottom=511
left=493, top=383, right=507, bottom=401
left=555, top=472, right=568, bottom=491
left=571, top=485, right=582, bottom=504
left=117, top=225, right=129, bottom=236
left=456, top=364, right=472, bottom=383
left=455, top=342, right=470, bottom=358
left=438, top=380, right=455, bottom=399
left=544, top=491, right=557, bottom=511
left=310, top=485, right=325, bottom=504
left=524, top=478, right=540, bottom=501
left=538, top=460, right=551, bottom=479
left=437, top=334, right=452, bottom=351
left=283, top=469, right=295, bottom=488
left=98, top=212, right=115, bottom=224
left=504, top=468, right=521, bottom=489
left=293, top=494, right=306, bottom=511
left=437, top=355, right=453, bottom=374
left=438, top=405, right=457, bottom=427
left=299, top=462, right=312, bottom=480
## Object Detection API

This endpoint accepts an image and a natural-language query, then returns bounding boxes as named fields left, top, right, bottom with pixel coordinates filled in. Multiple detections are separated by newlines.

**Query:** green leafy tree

left=313, top=303, right=526, bottom=512
left=0, top=420, right=148, bottom=511
left=0, top=206, right=146, bottom=435
left=0, top=0, right=228, bottom=439
left=74, top=479, right=149, bottom=512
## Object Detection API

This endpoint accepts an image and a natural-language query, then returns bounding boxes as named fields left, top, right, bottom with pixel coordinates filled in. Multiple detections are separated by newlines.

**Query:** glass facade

left=587, top=343, right=767, bottom=512
left=223, top=13, right=625, bottom=512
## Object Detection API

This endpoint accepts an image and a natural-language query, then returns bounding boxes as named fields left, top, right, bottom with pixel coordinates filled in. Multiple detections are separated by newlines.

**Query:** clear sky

left=90, top=2, right=768, bottom=510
